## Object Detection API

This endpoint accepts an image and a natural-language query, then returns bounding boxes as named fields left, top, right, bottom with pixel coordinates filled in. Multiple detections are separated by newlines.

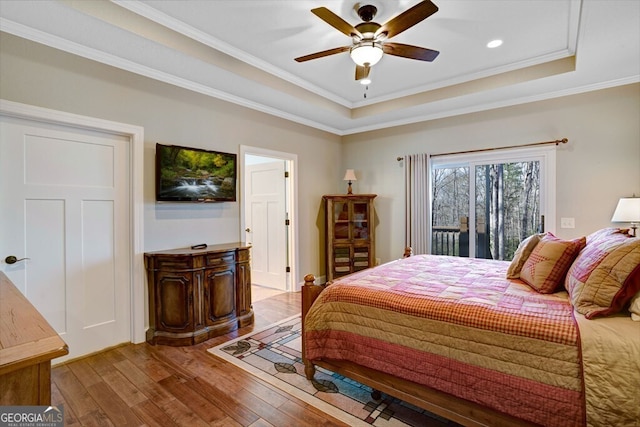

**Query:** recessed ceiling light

left=487, top=39, right=503, bottom=48
left=360, top=78, right=372, bottom=85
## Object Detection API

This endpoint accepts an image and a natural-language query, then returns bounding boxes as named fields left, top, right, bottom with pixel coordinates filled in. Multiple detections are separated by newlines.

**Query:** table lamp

left=344, top=169, right=357, bottom=194
left=611, top=195, right=640, bottom=237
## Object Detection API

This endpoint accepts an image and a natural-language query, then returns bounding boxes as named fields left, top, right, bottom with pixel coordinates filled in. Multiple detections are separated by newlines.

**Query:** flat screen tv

left=155, top=143, right=237, bottom=202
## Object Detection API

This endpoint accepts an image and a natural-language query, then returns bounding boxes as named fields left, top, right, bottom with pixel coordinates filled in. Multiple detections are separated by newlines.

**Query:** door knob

left=245, top=228, right=251, bottom=232
left=5, top=255, right=30, bottom=264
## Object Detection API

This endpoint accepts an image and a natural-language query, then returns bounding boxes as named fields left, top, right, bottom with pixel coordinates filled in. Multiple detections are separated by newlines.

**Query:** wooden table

left=0, top=272, right=69, bottom=405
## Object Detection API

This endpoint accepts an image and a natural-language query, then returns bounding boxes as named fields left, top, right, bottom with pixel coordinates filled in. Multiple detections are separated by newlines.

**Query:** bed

left=301, top=228, right=640, bottom=427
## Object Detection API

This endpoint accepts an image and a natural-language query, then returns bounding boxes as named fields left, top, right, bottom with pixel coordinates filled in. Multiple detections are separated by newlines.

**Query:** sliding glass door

left=474, top=161, right=542, bottom=260
left=431, top=165, right=470, bottom=256
left=431, top=146, right=555, bottom=260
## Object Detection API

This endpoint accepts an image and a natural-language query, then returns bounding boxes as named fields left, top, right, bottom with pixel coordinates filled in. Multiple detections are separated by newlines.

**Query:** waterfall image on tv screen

left=156, top=143, right=237, bottom=202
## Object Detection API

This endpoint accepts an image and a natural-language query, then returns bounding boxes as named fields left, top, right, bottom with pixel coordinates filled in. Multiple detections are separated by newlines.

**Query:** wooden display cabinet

left=144, top=242, right=254, bottom=346
left=323, top=194, right=377, bottom=282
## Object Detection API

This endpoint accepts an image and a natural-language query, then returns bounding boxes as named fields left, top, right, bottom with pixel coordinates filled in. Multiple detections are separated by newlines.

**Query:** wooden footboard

left=300, top=272, right=537, bottom=427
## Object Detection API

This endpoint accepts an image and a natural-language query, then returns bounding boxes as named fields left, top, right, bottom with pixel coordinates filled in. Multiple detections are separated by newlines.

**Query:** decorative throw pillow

left=565, top=228, right=632, bottom=295
left=519, top=233, right=586, bottom=294
left=506, top=233, right=543, bottom=279
left=569, top=238, right=640, bottom=319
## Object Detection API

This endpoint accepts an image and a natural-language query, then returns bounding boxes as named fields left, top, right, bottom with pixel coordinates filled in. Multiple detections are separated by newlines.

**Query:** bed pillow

left=519, top=233, right=586, bottom=294
left=629, top=291, right=640, bottom=321
left=506, top=233, right=543, bottom=279
left=565, top=228, right=632, bottom=295
left=583, top=227, right=630, bottom=245
left=568, top=238, right=640, bottom=319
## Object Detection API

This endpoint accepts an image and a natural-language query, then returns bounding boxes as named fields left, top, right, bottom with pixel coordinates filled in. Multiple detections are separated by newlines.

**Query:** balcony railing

left=432, top=226, right=468, bottom=257
left=431, top=217, right=492, bottom=258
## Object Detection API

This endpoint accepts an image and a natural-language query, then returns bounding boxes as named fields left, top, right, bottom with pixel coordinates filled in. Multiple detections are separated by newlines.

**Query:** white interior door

left=0, top=114, right=131, bottom=362
left=245, top=160, right=287, bottom=290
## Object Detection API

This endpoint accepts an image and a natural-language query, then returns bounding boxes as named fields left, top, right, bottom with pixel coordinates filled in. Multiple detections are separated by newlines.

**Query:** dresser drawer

left=205, top=253, right=235, bottom=267
left=150, top=255, right=193, bottom=271
left=236, top=248, right=250, bottom=262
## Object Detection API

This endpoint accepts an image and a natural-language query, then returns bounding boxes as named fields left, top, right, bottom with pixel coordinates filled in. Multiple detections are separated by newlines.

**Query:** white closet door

left=0, top=114, right=131, bottom=362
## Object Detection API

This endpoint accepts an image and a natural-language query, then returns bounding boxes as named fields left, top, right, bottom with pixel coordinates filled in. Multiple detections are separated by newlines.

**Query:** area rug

left=208, top=315, right=459, bottom=426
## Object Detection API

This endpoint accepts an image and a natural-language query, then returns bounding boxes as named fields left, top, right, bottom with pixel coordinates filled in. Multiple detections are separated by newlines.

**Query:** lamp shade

left=343, top=169, right=357, bottom=181
left=350, top=42, right=383, bottom=67
left=611, top=197, right=640, bottom=223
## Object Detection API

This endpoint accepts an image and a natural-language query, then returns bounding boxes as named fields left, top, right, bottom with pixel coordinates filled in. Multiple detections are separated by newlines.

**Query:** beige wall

left=2, top=32, right=639, bottom=278
left=342, top=83, right=640, bottom=262
left=0, top=33, right=341, bottom=282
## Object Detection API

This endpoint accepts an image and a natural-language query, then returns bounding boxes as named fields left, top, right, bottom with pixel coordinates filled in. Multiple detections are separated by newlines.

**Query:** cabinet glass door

left=352, top=202, right=369, bottom=240
left=333, top=201, right=350, bottom=240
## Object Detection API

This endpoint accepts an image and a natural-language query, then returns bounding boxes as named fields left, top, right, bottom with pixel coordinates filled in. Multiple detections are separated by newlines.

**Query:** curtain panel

left=404, top=153, right=431, bottom=255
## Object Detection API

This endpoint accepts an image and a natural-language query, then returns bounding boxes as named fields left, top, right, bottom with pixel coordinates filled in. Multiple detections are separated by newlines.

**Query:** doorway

left=240, top=146, right=298, bottom=292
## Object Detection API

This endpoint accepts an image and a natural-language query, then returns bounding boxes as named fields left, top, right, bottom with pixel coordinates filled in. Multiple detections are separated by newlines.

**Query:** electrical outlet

left=560, top=217, right=575, bottom=229
left=375, top=258, right=381, bottom=266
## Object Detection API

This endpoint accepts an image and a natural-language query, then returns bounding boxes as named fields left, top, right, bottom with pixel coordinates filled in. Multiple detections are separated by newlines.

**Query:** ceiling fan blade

left=312, top=7, right=362, bottom=38
left=376, top=0, right=439, bottom=39
left=355, top=65, right=371, bottom=81
left=295, top=46, right=351, bottom=62
left=383, top=42, right=439, bottom=61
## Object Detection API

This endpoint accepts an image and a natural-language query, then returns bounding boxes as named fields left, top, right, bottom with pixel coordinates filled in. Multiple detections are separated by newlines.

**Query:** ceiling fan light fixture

left=350, top=41, right=383, bottom=66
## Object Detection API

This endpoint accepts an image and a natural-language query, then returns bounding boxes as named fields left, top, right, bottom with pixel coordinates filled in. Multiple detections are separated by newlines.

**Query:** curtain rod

left=396, top=138, right=568, bottom=161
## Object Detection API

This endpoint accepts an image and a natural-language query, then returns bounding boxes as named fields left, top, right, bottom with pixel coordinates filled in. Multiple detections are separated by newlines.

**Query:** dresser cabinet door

left=203, top=267, right=236, bottom=325
left=155, top=271, right=194, bottom=332
left=236, top=249, right=252, bottom=317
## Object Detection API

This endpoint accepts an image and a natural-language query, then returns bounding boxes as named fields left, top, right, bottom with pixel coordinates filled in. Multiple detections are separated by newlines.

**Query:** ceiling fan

left=295, top=1, right=440, bottom=83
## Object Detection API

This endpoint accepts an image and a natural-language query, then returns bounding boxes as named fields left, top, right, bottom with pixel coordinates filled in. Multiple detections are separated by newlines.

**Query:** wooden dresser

left=0, top=272, right=69, bottom=405
left=144, top=242, right=254, bottom=346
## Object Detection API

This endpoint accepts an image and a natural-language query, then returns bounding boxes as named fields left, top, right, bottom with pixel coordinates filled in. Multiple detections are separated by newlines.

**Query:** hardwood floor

left=51, top=291, right=349, bottom=427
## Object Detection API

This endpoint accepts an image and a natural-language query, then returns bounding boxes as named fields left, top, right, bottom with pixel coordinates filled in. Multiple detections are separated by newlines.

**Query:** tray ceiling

left=1, top=0, right=638, bottom=135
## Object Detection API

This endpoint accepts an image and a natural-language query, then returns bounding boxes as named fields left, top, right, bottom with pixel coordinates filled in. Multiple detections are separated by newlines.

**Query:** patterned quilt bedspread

left=304, top=255, right=584, bottom=427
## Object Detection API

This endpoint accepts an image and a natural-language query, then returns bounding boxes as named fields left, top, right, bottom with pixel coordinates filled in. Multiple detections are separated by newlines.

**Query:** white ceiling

left=1, top=0, right=638, bottom=135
